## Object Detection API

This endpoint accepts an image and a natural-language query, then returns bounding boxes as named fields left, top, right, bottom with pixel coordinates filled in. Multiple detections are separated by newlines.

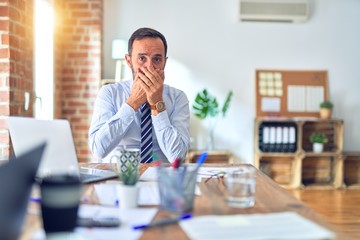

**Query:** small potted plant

left=116, top=162, right=139, bottom=209
left=309, top=132, right=328, bottom=153
left=319, top=101, right=333, bottom=119
left=192, top=89, right=233, bottom=150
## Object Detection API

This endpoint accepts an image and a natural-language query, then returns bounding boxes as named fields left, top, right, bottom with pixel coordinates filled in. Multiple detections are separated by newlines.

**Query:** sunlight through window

left=34, top=0, right=54, bottom=119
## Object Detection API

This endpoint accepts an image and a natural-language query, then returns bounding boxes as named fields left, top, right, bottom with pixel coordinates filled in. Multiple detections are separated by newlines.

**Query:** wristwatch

left=150, top=101, right=166, bottom=112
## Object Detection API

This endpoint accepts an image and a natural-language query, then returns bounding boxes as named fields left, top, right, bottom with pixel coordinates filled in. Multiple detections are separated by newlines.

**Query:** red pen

left=172, top=158, right=181, bottom=169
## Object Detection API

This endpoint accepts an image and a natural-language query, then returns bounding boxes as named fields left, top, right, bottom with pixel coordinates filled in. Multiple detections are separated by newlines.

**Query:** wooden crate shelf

left=301, top=120, right=343, bottom=154
left=258, top=156, right=300, bottom=188
left=254, top=118, right=344, bottom=189
left=186, top=150, right=234, bottom=164
left=343, top=152, right=360, bottom=188
left=302, top=156, right=335, bottom=187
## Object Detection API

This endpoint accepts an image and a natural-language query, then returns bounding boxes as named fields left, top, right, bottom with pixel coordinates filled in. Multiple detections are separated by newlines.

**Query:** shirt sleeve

left=88, top=85, right=136, bottom=159
left=152, top=90, right=190, bottom=162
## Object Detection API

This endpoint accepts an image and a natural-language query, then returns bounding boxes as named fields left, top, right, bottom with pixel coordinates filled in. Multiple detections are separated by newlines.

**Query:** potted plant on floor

left=116, top=162, right=139, bottom=209
left=319, top=101, right=333, bottom=119
left=309, top=132, right=328, bottom=153
left=192, top=89, right=233, bottom=150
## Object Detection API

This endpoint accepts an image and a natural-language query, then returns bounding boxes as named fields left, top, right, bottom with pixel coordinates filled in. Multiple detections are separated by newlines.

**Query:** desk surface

left=21, top=163, right=346, bottom=239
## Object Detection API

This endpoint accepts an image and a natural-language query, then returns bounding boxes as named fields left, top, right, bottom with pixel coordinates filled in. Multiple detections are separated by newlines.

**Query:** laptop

left=8, top=117, right=117, bottom=183
left=0, top=143, right=46, bottom=240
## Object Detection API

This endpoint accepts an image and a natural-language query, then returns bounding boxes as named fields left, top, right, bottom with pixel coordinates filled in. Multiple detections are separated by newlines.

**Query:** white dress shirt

left=88, top=80, right=190, bottom=163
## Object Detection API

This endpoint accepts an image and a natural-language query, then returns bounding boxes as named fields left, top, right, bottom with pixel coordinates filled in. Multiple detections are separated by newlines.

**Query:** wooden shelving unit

left=186, top=150, right=234, bottom=164
left=254, top=118, right=344, bottom=189
left=343, top=152, right=360, bottom=189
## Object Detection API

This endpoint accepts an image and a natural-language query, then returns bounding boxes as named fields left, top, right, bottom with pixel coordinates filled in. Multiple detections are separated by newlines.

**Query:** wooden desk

left=21, top=163, right=346, bottom=239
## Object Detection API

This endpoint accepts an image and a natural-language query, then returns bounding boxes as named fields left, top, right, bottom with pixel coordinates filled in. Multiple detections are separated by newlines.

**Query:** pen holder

left=157, top=164, right=198, bottom=213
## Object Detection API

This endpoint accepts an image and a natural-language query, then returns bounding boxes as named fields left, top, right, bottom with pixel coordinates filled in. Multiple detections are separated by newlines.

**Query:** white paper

left=137, top=181, right=160, bottom=205
left=261, top=97, right=281, bottom=112
left=139, top=167, right=158, bottom=181
left=94, top=182, right=160, bottom=206
left=306, top=86, right=324, bottom=112
left=180, top=212, right=335, bottom=240
left=76, top=205, right=158, bottom=240
left=288, top=85, right=306, bottom=112
left=31, top=206, right=158, bottom=240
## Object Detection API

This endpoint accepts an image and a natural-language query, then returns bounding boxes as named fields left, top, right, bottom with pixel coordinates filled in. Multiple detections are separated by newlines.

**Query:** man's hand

left=126, top=71, right=147, bottom=111
left=138, top=65, right=164, bottom=105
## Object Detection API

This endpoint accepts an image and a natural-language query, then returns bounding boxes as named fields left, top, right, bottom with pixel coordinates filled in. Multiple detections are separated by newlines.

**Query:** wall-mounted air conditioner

left=239, top=0, right=309, bottom=23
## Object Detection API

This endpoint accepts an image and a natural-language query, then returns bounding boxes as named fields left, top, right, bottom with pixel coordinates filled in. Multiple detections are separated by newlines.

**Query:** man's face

left=125, top=37, right=167, bottom=76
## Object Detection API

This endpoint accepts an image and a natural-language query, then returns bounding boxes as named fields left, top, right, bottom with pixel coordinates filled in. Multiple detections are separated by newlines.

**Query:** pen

left=195, top=152, right=208, bottom=171
left=133, top=213, right=192, bottom=230
left=172, top=158, right=181, bottom=169
left=30, top=197, right=41, bottom=203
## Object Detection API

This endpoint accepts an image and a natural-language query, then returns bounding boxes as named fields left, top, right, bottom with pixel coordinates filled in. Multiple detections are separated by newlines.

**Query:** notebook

left=0, top=143, right=46, bottom=240
left=8, top=117, right=117, bottom=183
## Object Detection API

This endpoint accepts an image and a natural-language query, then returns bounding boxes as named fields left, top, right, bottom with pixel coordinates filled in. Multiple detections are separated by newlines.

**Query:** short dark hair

left=128, top=27, right=168, bottom=56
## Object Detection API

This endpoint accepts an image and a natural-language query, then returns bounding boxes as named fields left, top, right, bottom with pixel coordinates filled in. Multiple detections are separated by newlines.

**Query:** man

left=88, top=27, right=190, bottom=163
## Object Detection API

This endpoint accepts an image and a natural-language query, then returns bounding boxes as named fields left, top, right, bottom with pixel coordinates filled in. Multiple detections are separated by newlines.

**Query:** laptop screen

left=8, top=117, right=80, bottom=178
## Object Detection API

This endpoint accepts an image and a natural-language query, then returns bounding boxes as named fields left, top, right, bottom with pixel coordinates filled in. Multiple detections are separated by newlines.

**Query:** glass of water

left=225, top=166, right=256, bottom=208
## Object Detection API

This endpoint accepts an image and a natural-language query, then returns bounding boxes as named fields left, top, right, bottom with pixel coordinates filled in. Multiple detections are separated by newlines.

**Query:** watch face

left=156, top=101, right=166, bottom=111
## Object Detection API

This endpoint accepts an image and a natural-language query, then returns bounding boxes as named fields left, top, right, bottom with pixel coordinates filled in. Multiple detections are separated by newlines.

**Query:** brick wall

left=0, top=0, right=34, bottom=160
left=54, top=0, right=102, bottom=162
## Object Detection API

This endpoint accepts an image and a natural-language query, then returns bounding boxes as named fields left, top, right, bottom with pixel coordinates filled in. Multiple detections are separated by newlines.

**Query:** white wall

left=103, top=0, right=360, bottom=163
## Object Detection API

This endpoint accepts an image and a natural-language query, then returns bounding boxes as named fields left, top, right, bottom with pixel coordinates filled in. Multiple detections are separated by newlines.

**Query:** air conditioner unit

left=239, top=0, right=309, bottom=23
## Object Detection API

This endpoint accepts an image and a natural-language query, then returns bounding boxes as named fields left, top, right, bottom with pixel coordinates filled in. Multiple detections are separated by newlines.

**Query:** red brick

left=79, top=19, right=101, bottom=26
left=62, top=68, right=75, bottom=74
left=15, top=23, right=25, bottom=36
left=72, top=11, right=91, bottom=18
left=9, top=7, right=20, bottom=21
left=68, top=52, right=88, bottom=58
left=1, top=34, right=9, bottom=45
left=0, top=20, right=9, bottom=31
left=91, top=3, right=101, bottom=9
left=69, top=3, right=89, bottom=9
left=65, top=92, right=80, bottom=98
left=0, top=47, right=9, bottom=58
left=0, top=6, right=9, bottom=17
left=68, top=101, right=86, bottom=107
left=74, top=125, right=89, bottom=131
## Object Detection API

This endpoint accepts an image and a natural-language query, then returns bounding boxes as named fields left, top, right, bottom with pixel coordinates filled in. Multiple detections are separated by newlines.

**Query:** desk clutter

left=27, top=165, right=335, bottom=240
left=14, top=160, right=342, bottom=239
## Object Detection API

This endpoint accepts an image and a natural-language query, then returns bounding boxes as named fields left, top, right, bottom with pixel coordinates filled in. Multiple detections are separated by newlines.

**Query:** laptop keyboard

left=80, top=173, right=101, bottom=182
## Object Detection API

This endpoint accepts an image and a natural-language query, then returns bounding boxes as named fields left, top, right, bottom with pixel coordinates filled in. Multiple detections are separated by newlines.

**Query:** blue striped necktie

left=140, top=103, right=153, bottom=163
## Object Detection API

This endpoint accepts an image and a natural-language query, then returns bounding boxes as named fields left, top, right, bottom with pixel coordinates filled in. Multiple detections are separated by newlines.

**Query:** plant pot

left=313, top=143, right=324, bottom=153
left=320, top=108, right=332, bottom=119
left=116, top=183, right=139, bottom=209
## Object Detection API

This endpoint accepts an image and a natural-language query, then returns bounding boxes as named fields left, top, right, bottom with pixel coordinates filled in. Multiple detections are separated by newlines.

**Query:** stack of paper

left=180, top=212, right=335, bottom=240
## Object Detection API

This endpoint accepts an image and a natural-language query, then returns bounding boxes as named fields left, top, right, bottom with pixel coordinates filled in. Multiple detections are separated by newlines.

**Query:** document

left=179, top=212, right=335, bottom=240
left=94, top=181, right=160, bottom=206
left=30, top=206, right=158, bottom=240
left=76, top=205, right=158, bottom=240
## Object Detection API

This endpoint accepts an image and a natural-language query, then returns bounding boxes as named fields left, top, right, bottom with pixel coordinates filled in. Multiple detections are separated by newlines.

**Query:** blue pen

left=196, top=152, right=208, bottom=166
left=30, top=197, right=41, bottom=203
left=133, top=213, right=192, bottom=230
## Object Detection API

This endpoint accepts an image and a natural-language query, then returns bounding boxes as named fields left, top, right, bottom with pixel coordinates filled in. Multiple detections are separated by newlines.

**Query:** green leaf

left=221, top=91, right=233, bottom=117
left=192, top=88, right=233, bottom=120
left=118, top=162, right=138, bottom=185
